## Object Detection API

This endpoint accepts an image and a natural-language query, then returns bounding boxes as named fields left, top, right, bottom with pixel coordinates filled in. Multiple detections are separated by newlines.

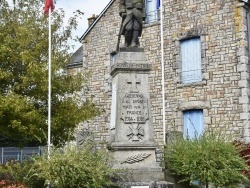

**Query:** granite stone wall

left=80, top=0, right=250, bottom=146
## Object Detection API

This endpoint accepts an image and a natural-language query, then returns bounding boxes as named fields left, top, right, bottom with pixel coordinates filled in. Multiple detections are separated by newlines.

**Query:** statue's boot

left=131, top=30, right=139, bottom=47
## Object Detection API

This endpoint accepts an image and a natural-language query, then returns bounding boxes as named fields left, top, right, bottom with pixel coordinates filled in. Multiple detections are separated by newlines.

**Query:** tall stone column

left=109, top=48, right=171, bottom=187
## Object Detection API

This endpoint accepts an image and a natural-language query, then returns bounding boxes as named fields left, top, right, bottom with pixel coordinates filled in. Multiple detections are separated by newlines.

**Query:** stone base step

left=116, top=181, right=174, bottom=188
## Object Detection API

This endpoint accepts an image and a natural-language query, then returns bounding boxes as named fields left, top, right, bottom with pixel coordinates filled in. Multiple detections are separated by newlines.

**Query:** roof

left=241, top=0, right=250, bottom=4
left=79, top=0, right=115, bottom=42
left=71, top=46, right=83, bottom=64
left=67, top=46, right=84, bottom=68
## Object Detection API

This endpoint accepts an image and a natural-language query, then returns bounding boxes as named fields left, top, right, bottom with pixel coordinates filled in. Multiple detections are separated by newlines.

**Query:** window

left=110, top=52, right=116, bottom=66
left=181, top=37, right=202, bottom=84
left=145, top=0, right=160, bottom=23
left=183, top=109, right=204, bottom=139
left=110, top=83, right=117, bottom=129
left=108, top=52, right=116, bottom=93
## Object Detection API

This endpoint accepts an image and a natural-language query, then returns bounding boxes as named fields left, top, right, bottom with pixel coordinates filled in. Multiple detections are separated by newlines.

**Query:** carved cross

left=126, top=78, right=141, bottom=93
left=127, top=124, right=144, bottom=141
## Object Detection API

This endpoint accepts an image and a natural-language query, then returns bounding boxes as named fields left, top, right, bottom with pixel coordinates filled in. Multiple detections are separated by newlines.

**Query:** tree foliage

left=0, top=0, right=98, bottom=147
left=165, top=131, right=249, bottom=188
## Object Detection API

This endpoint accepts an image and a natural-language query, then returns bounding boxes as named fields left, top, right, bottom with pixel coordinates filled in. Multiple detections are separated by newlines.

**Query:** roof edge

left=241, top=0, right=250, bottom=4
left=67, top=62, right=83, bottom=68
left=79, top=0, right=115, bottom=42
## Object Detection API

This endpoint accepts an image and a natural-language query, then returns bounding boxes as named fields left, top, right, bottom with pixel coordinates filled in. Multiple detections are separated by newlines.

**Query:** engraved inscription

left=111, top=63, right=152, bottom=72
left=121, top=93, right=149, bottom=123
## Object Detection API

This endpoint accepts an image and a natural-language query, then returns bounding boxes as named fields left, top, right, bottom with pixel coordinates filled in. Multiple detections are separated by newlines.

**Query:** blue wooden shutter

left=146, top=0, right=158, bottom=23
left=183, top=109, right=204, bottom=139
left=181, top=38, right=202, bottom=84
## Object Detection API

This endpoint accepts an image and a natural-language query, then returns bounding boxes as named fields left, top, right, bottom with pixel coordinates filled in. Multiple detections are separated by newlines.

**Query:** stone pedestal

left=109, top=48, right=171, bottom=187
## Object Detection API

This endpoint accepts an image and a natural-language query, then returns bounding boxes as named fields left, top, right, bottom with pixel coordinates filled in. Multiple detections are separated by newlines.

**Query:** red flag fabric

left=44, top=0, right=54, bottom=15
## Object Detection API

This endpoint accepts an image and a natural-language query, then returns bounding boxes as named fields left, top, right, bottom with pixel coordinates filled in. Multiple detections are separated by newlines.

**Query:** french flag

left=156, top=0, right=160, bottom=9
left=44, top=0, right=55, bottom=15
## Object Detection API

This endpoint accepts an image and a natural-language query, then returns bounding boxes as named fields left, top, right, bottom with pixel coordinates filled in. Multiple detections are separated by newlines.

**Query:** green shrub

left=165, top=131, right=249, bottom=188
left=26, top=144, right=116, bottom=188
left=0, top=160, right=34, bottom=187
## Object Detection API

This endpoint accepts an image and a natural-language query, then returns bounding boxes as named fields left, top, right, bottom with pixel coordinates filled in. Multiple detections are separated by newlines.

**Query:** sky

left=5, top=0, right=110, bottom=52
left=56, top=0, right=111, bottom=53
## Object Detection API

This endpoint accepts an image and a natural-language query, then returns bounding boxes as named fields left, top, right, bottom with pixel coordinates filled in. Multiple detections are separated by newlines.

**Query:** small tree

left=0, top=0, right=99, bottom=147
left=165, top=131, right=249, bottom=188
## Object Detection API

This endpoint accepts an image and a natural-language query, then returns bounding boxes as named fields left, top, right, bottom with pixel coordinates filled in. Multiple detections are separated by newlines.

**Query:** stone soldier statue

left=119, top=0, right=146, bottom=48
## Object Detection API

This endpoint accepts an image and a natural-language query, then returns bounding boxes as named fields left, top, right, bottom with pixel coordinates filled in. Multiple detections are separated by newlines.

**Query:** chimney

left=87, top=14, right=99, bottom=27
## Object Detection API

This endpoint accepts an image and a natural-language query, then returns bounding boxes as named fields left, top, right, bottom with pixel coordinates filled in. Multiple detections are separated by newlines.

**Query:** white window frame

left=145, top=0, right=160, bottom=24
left=173, top=28, right=209, bottom=86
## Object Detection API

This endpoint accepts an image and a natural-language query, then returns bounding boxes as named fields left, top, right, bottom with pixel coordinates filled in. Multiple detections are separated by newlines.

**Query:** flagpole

left=160, top=0, right=166, bottom=145
left=48, top=6, right=52, bottom=157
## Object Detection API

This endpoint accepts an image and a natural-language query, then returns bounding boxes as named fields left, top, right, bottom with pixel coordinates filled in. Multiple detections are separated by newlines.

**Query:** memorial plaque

left=120, top=93, right=149, bottom=123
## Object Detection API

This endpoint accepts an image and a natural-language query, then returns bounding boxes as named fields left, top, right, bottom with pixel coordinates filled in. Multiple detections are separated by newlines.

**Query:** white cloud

left=55, top=0, right=111, bottom=52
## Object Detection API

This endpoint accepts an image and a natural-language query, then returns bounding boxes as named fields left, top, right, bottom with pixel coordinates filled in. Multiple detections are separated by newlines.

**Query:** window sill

left=176, top=80, right=207, bottom=88
left=143, top=20, right=160, bottom=28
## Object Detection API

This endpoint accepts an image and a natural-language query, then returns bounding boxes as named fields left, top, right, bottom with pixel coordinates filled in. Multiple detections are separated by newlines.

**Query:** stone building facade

left=77, top=0, right=250, bottom=146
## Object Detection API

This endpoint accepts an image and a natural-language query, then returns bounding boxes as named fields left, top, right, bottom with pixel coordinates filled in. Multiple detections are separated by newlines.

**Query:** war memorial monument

left=108, top=0, right=173, bottom=187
